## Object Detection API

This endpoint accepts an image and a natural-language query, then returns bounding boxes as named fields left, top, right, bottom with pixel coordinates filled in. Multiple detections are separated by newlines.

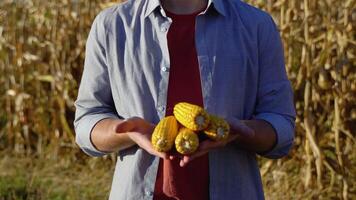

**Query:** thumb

left=226, top=117, right=255, bottom=138
left=114, top=119, right=135, bottom=133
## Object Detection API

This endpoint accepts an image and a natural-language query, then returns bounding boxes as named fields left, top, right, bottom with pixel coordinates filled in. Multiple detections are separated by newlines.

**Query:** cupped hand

left=114, top=117, right=168, bottom=159
left=174, top=117, right=255, bottom=167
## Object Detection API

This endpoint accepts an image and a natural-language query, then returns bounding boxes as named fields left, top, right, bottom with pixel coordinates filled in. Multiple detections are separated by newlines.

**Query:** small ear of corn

left=151, top=116, right=179, bottom=152
left=204, top=115, right=230, bottom=141
left=173, top=102, right=210, bottom=131
left=175, top=128, right=199, bottom=155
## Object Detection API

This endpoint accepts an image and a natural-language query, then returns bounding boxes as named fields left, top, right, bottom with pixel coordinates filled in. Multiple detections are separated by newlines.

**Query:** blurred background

left=0, top=0, right=355, bottom=199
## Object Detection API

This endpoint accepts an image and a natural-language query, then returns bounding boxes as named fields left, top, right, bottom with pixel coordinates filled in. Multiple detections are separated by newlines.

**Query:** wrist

left=110, top=119, right=137, bottom=151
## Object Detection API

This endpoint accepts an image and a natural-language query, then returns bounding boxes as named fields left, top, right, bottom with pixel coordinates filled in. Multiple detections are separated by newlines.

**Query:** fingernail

left=180, top=160, right=184, bottom=167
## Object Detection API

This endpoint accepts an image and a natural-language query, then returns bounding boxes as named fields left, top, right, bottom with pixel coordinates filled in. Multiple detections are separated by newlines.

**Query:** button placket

left=156, top=16, right=171, bottom=119
left=195, top=15, right=213, bottom=112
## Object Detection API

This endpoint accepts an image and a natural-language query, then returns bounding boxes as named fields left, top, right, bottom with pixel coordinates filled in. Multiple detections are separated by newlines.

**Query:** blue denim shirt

left=74, top=0, right=296, bottom=199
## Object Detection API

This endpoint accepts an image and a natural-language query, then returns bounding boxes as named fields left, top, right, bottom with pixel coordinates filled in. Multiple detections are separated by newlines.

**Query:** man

left=74, top=0, right=296, bottom=199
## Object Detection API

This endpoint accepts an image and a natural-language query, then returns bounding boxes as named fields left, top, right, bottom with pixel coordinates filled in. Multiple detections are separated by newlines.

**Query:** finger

left=157, top=152, right=168, bottom=159
left=183, top=139, right=229, bottom=163
left=148, top=149, right=167, bottom=159
left=126, top=117, right=155, bottom=133
left=138, top=139, right=168, bottom=159
left=179, top=156, right=194, bottom=167
left=180, top=159, right=186, bottom=167
left=182, top=141, right=217, bottom=163
left=153, top=148, right=168, bottom=159
left=180, top=139, right=230, bottom=167
left=179, top=155, right=196, bottom=167
left=180, top=156, right=190, bottom=167
left=180, top=153, right=202, bottom=167
left=168, top=153, right=178, bottom=160
left=166, top=151, right=182, bottom=160
left=151, top=148, right=168, bottom=159
left=238, top=125, right=255, bottom=138
left=183, top=155, right=190, bottom=163
left=180, top=149, right=209, bottom=167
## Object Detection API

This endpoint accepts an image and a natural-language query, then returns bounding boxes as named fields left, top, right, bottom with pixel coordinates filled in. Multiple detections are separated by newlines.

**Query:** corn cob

left=175, top=128, right=199, bottom=155
left=173, top=102, right=210, bottom=131
left=151, top=116, right=179, bottom=152
left=204, top=115, right=230, bottom=141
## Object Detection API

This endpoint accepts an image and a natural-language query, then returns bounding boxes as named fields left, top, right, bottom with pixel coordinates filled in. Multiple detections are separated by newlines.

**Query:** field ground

left=1, top=151, right=354, bottom=200
left=0, top=0, right=354, bottom=199
left=0, top=152, right=113, bottom=200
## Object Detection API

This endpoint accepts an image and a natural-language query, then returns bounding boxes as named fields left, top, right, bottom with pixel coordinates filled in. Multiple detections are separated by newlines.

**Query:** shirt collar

left=144, top=0, right=226, bottom=18
left=208, top=0, right=226, bottom=16
left=144, top=0, right=160, bottom=18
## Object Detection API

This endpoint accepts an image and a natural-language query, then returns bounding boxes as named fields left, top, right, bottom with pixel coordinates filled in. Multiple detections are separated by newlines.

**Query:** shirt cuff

left=254, top=112, right=295, bottom=159
left=75, top=113, right=119, bottom=157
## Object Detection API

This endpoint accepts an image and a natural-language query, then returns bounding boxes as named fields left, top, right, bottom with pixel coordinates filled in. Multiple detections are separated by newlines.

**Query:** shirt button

left=160, top=26, right=168, bottom=32
left=158, top=106, right=165, bottom=112
left=145, top=190, right=153, bottom=196
left=161, top=67, right=169, bottom=72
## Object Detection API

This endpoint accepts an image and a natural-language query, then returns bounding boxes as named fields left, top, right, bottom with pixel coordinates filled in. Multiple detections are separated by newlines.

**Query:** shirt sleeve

left=253, top=14, right=296, bottom=159
left=73, top=14, right=119, bottom=157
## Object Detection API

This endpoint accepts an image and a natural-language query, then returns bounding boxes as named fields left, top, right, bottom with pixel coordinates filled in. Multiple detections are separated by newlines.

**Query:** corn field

left=0, top=0, right=355, bottom=199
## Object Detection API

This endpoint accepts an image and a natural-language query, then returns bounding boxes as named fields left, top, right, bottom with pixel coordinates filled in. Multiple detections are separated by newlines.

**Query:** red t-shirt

left=153, top=10, right=210, bottom=200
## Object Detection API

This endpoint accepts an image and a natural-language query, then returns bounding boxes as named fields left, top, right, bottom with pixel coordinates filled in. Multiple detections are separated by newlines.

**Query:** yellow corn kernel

left=151, top=116, right=179, bottom=152
left=204, top=115, right=230, bottom=141
left=173, top=102, right=210, bottom=131
left=175, top=128, right=199, bottom=155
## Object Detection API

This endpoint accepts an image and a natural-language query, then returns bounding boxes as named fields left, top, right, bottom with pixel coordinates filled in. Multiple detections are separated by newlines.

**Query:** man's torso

left=95, top=0, right=270, bottom=199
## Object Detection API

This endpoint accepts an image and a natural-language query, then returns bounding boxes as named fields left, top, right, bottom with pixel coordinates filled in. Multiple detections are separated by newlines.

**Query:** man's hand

left=172, top=117, right=255, bottom=167
left=91, top=117, right=167, bottom=159
left=116, top=117, right=168, bottom=159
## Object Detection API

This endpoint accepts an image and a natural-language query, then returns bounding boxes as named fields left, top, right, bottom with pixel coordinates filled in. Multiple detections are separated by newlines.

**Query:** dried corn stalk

left=0, top=0, right=355, bottom=199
